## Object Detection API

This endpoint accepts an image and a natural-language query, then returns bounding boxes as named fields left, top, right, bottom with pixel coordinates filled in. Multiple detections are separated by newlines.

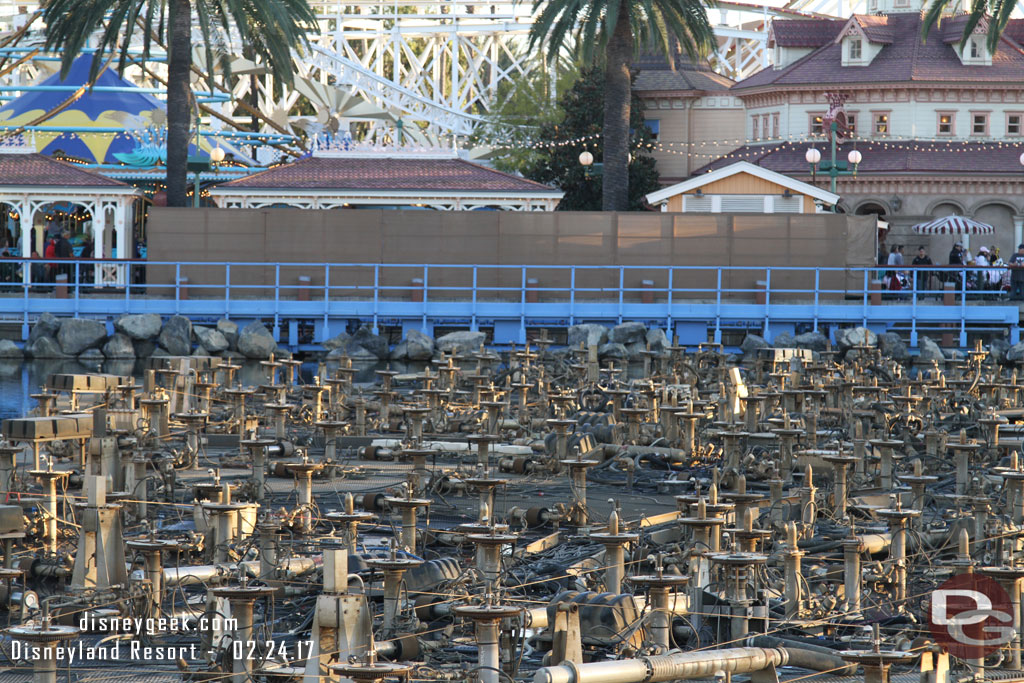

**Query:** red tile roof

left=633, top=51, right=734, bottom=92
left=769, top=19, right=845, bottom=47
left=217, top=155, right=559, bottom=193
left=738, top=13, right=1024, bottom=89
left=692, top=140, right=1024, bottom=176
left=0, top=153, right=130, bottom=187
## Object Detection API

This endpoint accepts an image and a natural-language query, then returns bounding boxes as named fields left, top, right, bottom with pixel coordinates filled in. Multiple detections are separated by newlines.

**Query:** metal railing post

left=373, top=264, right=380, bottom=334
left=666, top=267, right=674, bottom=332
left=175, top=263, right=181, bottom=313
left=73, top=261, right=80, bottom=317
left=274, top=263, right=281, bottom=341
left=421, top=265, right=429, bottom=333
left=714, top=268, right=722, bottom=344
left=225, top=264, right=231, bottom=316
left=862, top=269, right=868, bottom=327
left=960, top=266, right=967, bottom=347
left=471, top=266, right=478, bottom=332
left=323, top=264, right=330, bottom=340
left=911, top=267, right=918, bottom=347
left=520, top=266, right=527, bottom=344
left=813, top=269, right=820, bottom=332
left=618, top=266, right=624, bottom=324
left=569, top=267, right=576, bottom=326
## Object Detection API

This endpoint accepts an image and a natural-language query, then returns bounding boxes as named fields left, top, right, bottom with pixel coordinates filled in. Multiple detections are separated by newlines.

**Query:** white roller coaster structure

left=0, top=0, right=1018, bottom=141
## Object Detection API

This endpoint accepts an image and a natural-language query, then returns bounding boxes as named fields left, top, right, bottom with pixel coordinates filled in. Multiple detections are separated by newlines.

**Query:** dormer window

left=849, top=38, right=862, bottom=60
left=960, top=35, right=992, bottom=65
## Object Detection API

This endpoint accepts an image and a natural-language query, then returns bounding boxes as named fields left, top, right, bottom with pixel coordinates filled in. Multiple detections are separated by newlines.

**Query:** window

left=644, top=119, right=660, bottom=142
left=972, top=112, right=989, bottom=136
left=752, top=115, right=760, bottom=140
left=810, top=113, right=824, bottom=136
left=849, top=38, right=862, bottom=60
left=772, top=113, right=780, bottom=139
left=937, top=112, right=954, bottom=135
left=846, top=113, right=857, bottom=135
left=970, top=38, right=980, bottom=59
left=1008, top=113, right=1022, bottom=136
left=873, top=112, right=889, bottom=136
left=762, top=116, right=770, bottom=140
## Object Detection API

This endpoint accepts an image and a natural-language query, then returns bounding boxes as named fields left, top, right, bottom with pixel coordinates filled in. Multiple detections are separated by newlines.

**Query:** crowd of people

left=0, top=229, right=94, bottom=284
left=879, top=240, right=1024, bottom=300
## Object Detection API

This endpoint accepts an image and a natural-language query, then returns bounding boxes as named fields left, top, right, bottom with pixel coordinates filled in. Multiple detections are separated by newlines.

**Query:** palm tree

left=42, top=0, right=318, bottom=207
left=921, top=0, right=1013, bottom=54
left=529, top=0, right=716, bottom=211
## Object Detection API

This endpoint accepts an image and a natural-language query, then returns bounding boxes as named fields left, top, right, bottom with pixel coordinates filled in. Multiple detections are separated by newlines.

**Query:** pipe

left=368, top=439, right=533, bottom=455
left=534, top=647, right=788, bottom=683
left=747, top=636, right=857, bottom=675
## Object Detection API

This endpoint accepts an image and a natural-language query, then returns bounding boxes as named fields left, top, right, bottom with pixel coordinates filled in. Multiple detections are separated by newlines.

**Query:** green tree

left=42, top=0, right=317, bottom=207
left=922, top=0, right=1013, bottom=53
left=529, top=0, right=714, bottom=211
left=472, top=59, right=580, bottom=176
left=525, top=66, right=659, bottom=211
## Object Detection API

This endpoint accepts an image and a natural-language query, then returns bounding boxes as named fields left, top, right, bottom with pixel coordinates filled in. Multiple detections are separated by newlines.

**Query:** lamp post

left=579, top=150, right=594, bottom=177
left=805, top=121, right=864, bottom=205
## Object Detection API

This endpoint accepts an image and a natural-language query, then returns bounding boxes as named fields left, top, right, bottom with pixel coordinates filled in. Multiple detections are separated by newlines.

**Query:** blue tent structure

left=0, top=55, right=239, bottom=166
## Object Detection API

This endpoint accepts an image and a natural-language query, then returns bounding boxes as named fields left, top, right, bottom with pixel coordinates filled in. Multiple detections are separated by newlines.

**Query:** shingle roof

left=769, top=19, right=845, bottom=47
left=632, top=50, right=734, bottom=93
left=0, top=153, right=130, bottom=187
left=737, top=13, right=1024, bottom=89
left=216, top=155, right=560, bottom=193
left=692, top=140, right=1024, bottom=176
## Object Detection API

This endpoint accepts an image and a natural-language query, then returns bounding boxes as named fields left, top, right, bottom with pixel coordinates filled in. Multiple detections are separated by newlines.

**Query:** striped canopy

left=911, top=215, right=995, bottom=235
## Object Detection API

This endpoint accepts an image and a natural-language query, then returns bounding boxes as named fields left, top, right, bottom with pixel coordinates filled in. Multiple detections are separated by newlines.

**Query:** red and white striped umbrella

left=911, top=215, right=995, bottom=235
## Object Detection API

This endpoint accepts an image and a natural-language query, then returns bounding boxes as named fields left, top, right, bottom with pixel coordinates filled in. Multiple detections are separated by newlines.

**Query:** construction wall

left=146, top=208, right=875, bottom=301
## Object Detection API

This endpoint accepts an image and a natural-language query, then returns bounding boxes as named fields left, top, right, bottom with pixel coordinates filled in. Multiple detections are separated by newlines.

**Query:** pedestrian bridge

left=4, top=260, right=1019, bottom=350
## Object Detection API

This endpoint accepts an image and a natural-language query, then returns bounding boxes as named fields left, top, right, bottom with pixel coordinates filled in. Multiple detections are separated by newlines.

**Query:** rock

left=216, top=319, right=239, bottom=349
left=133, top=340, right=156, bottom=358
left=57, top=318, right=108, bottom=355
left=391, top=329, right=434, bottom=361
left=989, top=339, right=1010, bottom=365
left=598, top=342, right=628, bottom=359
left=918, top=336, right=946, bottom=363
left=0, top=340, right=22, bottom=359
left=26, top=336, right=67, bottom=359
left=158, top=315, right=193, bottom=356
left=29, top=313, right=61, bottom=344
left=772, top=332, right=796, bottom=348
left=238, top=322, right=277, bottom=359
left=347, top=326, right=389, bottom=359
left=740, top=334, right=769, bottom=355
left=609, top=322, right=647, bottom=345
left=275, top=348, right=293, bottom=360
left=151, top=347, right=172, bottom=357
left=194, top=326, right=229, bottom=353
left=567, top=324, right=608, bottom=349
left=114, top=314, right=162, bottom=341
left=624, top=341, right=648, bottom=360
left=102, top=333, right=135, bottom=359
left=877, top=332, right=910, bottom=363
left=943, top=348, right=965, bottom=361
left=78, top=348, right=105, bottom=363
left=836, top=326, right=877, bottom=351
left=436, top=331, right=486, bottom=354
left=193, top=346, right=212, bottom=357
left=646, top=328, right=670, bottom=354
left=1005, top=342, right=1024, bottom=363
left=794, top=332, right=828, bottom=352
left=323, top=332, right=351, bottom=351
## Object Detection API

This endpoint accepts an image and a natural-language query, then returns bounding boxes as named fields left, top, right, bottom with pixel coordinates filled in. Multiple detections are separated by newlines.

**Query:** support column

left=1014, top=215, right=1024, bottom=251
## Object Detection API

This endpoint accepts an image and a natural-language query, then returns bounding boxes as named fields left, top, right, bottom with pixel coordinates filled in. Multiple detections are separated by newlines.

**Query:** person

left=1010, top=244, right=1024, bottom=301
left=990, top=246, right=1007, bottom=291
left=30, top=248, right=44, bottom=286
left=948, top=243, right=964, bottom=288
left=43, top=234, right=57, bottom=283
left=55, top=229, right=72, bottom=280
left=976, top=245, right=990, bottom=292
left=912, top=245, right=933, bottom=295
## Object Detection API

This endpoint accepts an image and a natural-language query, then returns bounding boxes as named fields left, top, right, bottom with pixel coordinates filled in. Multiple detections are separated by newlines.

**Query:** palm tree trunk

left=166, top=0, right=193, bottom=208
left=602, top=0, right=633, bottom=212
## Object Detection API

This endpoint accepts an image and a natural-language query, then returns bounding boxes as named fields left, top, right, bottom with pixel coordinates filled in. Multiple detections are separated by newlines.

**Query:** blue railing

left=0, top=259, right=1017, bottom=348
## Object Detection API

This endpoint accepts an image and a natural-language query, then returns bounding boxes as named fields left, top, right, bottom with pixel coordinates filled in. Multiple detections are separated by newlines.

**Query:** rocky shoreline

left=0, top=315, right=1015, bottom=365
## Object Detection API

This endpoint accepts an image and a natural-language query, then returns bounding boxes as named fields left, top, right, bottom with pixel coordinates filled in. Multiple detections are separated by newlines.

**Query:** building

left=209, top=147, right=564, bottom=211
left=696, top=0, right=1024, bottom=254
left=645, top=161, right=839, bottom=213
left=632, top=50, right=745, bottom=184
